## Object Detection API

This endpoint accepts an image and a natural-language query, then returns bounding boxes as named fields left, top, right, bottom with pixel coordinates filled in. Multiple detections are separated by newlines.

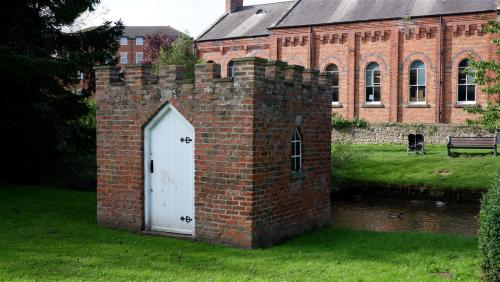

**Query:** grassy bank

left=333, top=144, right=499, bottom=190
left=0, top=186, right=479, bottom=281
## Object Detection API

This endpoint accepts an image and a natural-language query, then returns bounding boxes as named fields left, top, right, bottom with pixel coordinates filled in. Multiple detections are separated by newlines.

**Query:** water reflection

left=332, top=198, right=479, bottom=237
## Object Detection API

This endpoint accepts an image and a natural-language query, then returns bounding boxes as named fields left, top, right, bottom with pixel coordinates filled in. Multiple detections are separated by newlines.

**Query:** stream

left=331, top=197, right=479, bottom=237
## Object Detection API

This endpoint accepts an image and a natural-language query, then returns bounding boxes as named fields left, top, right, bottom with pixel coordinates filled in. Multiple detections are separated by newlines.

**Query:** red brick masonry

left=94, top=57, right=332, bottom=248
left=197, top=12, right=499, bottom=124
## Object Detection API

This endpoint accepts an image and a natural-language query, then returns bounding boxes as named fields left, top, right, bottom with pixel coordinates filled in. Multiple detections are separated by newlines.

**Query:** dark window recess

left=291, top=128, right=302, bottom=172
left=227, top=61, right=235, bottom=78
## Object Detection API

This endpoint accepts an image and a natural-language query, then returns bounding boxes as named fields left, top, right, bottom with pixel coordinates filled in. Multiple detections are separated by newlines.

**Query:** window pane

left=366, top=87, right=373, bottom=102
left=374, top=87, right=381, bottom=102
left=120, top=37, right=128, bottom=45
left=136, top=37, right=144, bottom=45
left=373, top=70, right=381, bottom=85
left=458, top=85, right=467, bottom=101
left=466, top=74, right=475, bottom=85
left=467, top=85, right=476, bottom=102
left=418, top=87, right=426, bottom=101
left=418, top=69, right=426, bottom=86
left=331, top=72, right=339, bottom=86
left=120, top=52, right=128, bottom=64
left=291, top=157, right=295, bottom=170
left=410, top=86, right=417, bottom=102
left=410, top=70, right=417, bottom=85
left=332, top=88, right=339, bottom=102
left=135, top=52, right=143, bottom=64
left=458, top=69, right=467, bottom=84
left=366, top=71, right=372, bottom=87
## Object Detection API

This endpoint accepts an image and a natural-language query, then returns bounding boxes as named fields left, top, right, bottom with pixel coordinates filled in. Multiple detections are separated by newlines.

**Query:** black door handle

left=150, top=160, right=154, bottom=173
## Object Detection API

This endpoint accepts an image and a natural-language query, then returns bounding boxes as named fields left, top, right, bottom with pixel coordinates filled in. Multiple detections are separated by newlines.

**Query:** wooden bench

left=447, top=133, right=499, bottom=156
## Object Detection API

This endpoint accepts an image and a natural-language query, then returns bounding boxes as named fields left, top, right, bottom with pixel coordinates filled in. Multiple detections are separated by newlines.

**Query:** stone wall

left=94, top=57, right=331, bottom=249
left=331, top=123, right=491, bottom=144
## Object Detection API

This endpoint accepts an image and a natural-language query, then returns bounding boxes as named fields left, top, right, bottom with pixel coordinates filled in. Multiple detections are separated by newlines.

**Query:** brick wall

left=196, top=12, right=499, bottom=125
left=95, top=57, right=331, bottom=248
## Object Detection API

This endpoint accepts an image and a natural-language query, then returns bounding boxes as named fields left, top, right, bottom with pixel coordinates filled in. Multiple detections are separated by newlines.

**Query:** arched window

left=291, top=128, right=302, bottom=172
left=365, top=63, right=381, bottom=103
left=227, top=61, right=235, bottom=78
left=458, top=59, right=476, bottom=104
left=325, top=64, right=340, bottom=104
left=409, top=61, right=426, bottom=104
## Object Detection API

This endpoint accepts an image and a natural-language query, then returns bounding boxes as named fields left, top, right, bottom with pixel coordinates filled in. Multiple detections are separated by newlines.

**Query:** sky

left=84, top=0, right=291, bottom=38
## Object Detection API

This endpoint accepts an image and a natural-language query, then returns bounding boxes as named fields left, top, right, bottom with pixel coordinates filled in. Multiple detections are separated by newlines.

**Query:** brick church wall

left=95, top=57, right=331, bottom=248
left=196, top=12, right=499, bottom=125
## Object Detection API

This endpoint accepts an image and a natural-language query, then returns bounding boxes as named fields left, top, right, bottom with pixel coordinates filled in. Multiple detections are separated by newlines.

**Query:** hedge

left=479, top=175, right=500, bottom=281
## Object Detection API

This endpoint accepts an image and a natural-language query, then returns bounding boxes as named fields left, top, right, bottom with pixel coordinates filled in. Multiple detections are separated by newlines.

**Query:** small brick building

left=95, top=57, right=332, bottom=248
left=196, top=0, right=500, bottom=125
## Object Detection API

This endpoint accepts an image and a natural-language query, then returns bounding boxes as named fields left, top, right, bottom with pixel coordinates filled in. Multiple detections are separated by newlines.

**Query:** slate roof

left=196, top=1, right=295, bottom=41
left=196, top=0, right=498, bottom=41
left=122, top=26, right=183, bottom=38
left=276, top=0, right=499, bottom=28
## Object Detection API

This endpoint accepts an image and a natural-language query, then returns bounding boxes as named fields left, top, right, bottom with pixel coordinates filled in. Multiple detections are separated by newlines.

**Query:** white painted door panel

left=148, top=107, right=194, bottom=235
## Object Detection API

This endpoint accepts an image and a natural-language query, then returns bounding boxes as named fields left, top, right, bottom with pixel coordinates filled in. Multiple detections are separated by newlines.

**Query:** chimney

left=226, top=0, right=243, bottom=13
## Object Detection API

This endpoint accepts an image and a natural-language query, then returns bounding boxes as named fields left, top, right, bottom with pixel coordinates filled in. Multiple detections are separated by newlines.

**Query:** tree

left=155, top=34, right=200, bottom=80
left=464, top=20, right=500, bottom=132
left=143, top=32, right=175, bottom=64
left=0, top=1, right=123, bottom=188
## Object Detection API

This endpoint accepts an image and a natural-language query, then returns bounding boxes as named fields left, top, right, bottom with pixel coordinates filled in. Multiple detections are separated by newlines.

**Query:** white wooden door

left=145, top=105, right=195, bottom=235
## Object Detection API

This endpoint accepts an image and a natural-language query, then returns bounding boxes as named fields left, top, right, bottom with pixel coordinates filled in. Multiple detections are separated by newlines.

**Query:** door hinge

left=180, top=137, right=192, bottom=144
left=150, top=160, right=154, bottom=173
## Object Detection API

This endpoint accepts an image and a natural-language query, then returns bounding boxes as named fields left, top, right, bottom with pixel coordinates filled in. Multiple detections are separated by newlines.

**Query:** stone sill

left=177, top=79, right=194, bottom=84
left=290, top=171, right=306, bottom=181
left=331, top=103, right=343, bottom=108
left=405, top=104, right=431, bottom=108
left=213, top=77, right=233, bottom=83
left=454, top=103, right=477, bottom=108
left=362, top=104, right=385, bottom=108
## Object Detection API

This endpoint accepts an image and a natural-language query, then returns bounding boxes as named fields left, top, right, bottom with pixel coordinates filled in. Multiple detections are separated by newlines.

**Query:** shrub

left=331, top=113, right=368, bottom=130
left=479, top=175, right=500, bottom=281
left=155, top=34, right=201, bottom=80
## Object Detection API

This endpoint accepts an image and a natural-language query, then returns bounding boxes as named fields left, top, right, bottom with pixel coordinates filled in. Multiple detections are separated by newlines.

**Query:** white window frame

left=291, top=128, right=302, bottom=172
left=120, top=36, right=128, bottom=46
left=457, top=60, right=477, bottom=105
left=135, top=52, right=144, bottom=64
left=120, top=52, right=128, bottom=64
left=409, top=61, right=426, bottom=105
left=325, top=64, right=340, bottom=105
left=135, top=36, right=144, bottom=46
left=365, top=63, right=381, bottom=105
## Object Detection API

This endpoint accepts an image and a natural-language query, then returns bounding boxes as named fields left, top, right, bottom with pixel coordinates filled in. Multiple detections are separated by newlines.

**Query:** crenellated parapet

left=95, top=57, right=332, bottom=109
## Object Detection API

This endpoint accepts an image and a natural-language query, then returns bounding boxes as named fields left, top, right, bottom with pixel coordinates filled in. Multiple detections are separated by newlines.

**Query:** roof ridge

left=244, top=0, right=295, bottom=8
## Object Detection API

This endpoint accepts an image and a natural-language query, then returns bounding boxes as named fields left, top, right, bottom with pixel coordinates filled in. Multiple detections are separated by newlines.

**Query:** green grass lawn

left=333, top=144, right=500, bottom=190
left=0, top=186, right=480, bottom=281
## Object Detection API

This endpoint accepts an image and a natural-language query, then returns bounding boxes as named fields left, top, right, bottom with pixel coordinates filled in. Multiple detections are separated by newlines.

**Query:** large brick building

left=117, top=26, right=182, bottom=66
left=195, top=0, right=500, bottom=124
